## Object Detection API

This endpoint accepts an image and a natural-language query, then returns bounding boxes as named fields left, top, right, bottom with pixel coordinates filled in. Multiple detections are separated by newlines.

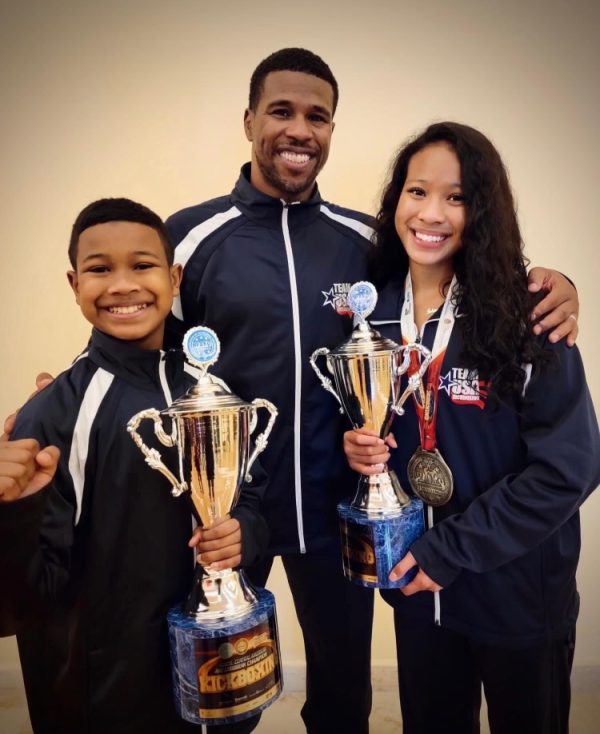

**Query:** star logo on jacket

left=322, top=283, right=353, bottom=316
left=439, top=368, right=489, bottom=410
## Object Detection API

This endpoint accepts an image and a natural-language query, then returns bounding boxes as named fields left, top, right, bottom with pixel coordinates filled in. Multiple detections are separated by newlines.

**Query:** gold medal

left=407, top=448, right=453, bottom=507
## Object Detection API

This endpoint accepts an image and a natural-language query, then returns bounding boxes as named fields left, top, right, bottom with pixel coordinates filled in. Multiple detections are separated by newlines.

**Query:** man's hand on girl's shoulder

left=527, top=267, right=579, bottom=346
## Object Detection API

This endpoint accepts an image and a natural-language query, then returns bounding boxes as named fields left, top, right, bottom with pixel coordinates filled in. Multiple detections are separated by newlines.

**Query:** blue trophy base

left=167, top=587, right=282, bottom=725
left=338, top=498, right=425, bottom=589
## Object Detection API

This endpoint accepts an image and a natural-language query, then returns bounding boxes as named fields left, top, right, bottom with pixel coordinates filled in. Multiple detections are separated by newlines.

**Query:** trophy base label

left=168, top=588, right=282, bottom=725
left=339, top=516, right=378, bottom=584
left=195, top=618, right=279, bottom=719
left=338, top=499, right=425, bottom=589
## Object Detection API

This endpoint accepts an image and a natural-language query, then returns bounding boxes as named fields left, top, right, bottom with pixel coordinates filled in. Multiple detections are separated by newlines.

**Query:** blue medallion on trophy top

left=183, top=326, right=220, bottom=373
left=347, top=281, right=378, bottom=322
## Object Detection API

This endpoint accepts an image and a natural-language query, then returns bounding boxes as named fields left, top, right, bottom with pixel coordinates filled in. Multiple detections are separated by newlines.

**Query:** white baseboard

left=278, top=661, right=416, bottom=693
left=2, top=661, right=599, bottom=695
left=277, top=662, right=600, bottom=695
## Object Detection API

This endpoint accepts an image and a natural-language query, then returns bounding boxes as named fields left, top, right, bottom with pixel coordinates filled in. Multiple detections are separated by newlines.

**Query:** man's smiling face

left=244, top=70, right=335, bottom=203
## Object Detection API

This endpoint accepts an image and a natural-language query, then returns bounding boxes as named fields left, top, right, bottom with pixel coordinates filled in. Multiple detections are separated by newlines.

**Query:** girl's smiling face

left=394, top=142, right=466, bottom=274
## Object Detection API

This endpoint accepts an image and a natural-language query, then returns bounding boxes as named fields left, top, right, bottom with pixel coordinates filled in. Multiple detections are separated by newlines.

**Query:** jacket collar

left=370, top=275, right=406, bottom=323
left=87, top=328, right=182, bottom=386
left=231, top=163, right=324, bottom=227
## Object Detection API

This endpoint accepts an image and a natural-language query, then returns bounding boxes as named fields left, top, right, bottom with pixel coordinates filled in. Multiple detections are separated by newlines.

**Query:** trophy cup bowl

left=310, top=282, right=432, bottom=588
left=127, top=327, right=282, bottom=725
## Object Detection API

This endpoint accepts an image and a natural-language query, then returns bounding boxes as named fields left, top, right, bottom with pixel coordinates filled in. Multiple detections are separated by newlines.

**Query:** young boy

left=0, top=198, right=269, bottom=734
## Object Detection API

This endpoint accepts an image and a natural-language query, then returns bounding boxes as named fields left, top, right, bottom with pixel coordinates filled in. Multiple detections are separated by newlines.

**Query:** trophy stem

left=351, top=469, right=411, bottom=516
left=184, top=565, right=258, bottom=623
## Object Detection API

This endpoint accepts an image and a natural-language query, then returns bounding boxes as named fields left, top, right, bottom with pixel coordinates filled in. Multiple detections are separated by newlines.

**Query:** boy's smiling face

left=67, top=221, right=181, bottom=350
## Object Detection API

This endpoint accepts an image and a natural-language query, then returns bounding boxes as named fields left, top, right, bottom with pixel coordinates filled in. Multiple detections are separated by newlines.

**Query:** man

left=164, top=47, right=579, bottom=734
left=166, top=48, right=374, bottom=734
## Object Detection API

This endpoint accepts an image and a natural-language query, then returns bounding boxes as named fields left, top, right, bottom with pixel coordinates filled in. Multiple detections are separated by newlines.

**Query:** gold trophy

left=310, top=281, right=431, bottom=587
left=127, top=326, right=282, bottom=725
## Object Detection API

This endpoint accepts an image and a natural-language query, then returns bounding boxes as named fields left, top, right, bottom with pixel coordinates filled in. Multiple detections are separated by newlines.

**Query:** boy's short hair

left=248, top=48, right=339, bottom=114
left=68, top=198, right=174, bottom=267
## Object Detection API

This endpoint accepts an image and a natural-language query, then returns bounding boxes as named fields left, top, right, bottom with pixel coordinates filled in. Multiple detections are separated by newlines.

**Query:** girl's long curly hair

left=370, top=121, right=547, bottom=400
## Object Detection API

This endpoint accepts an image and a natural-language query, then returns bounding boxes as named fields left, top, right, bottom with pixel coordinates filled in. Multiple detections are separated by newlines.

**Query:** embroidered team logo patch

left=322, top=283, right=353, bottom=316
left=439, top=368, right=489, bottom=410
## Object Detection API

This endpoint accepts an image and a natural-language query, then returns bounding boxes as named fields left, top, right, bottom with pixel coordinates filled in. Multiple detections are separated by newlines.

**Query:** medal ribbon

left=400, top=273, right=458, bottom=452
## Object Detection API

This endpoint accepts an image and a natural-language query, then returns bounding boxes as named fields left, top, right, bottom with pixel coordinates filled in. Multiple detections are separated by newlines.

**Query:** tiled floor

left=2, top=674, right=600, bottom=733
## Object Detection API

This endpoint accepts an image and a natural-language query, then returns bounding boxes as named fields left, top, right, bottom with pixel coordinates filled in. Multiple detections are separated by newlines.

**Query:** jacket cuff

left=0, top=490, right=46, bottom=636
left=0, top=489, right=46, bottom=551
left=410, top=535, right=462, bottom=588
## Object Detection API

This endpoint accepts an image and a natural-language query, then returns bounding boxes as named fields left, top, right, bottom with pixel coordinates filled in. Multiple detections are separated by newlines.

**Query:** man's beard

left=257, top=158, right=319, bottom=198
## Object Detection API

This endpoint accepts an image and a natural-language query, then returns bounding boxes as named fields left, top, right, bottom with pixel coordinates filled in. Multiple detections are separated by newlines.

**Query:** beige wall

left=1, top=0, right=598, bottom=681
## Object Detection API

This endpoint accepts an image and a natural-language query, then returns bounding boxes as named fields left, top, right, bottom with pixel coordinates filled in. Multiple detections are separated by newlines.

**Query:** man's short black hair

left=68, top=197, right=174, bottom=267
left=249, top=48, right=339, bottom=114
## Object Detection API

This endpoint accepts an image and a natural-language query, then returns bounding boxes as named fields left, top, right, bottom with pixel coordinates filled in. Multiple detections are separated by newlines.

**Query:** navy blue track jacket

left=1, top=329, right=268, bottom=734
left=166, top=164, right=372, bottom=554
left=372, top=277, right=600, bottom=644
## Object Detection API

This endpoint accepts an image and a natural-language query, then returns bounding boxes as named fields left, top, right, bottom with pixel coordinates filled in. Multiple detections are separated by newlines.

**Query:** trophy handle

left=245, top=399, right=278, bottom=482
left=392, top=343, right=433, bottom=416
left=127, top=408, right=188, bottom=497
left=309, top=348, right=344, bottom=413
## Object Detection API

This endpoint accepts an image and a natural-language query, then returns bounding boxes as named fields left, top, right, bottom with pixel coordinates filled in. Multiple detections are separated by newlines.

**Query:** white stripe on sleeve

left=68, top=368, right=114, bottom=525
left=171, top=206, right=242, bottom=321
left=320, top=205, right=374, bottom=241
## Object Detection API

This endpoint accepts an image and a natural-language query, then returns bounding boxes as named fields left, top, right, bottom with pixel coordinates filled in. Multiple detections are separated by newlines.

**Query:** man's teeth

left=415, top=231, right=446, bottom=243
left=108, top=304, right=147, bottom=314
left=280, top=151, right=311, bottom=163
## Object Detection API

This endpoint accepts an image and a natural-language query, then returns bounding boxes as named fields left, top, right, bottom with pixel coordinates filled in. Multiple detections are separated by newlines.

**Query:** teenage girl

left=343, top=122, right=599, bottom=734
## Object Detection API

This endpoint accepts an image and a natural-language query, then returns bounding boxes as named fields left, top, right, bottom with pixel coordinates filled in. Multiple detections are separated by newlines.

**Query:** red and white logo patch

left=439, top=368, right=489, bottom=410
left=322, top=283, right=353, bottom=316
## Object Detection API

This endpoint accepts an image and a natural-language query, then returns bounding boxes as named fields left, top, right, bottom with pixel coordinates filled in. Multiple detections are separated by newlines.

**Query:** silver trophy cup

left=127, top=327, right=282, bottom=724
left=310, top=282, right=431, bottom=587
left=128, top=378, right=276, bottom=619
